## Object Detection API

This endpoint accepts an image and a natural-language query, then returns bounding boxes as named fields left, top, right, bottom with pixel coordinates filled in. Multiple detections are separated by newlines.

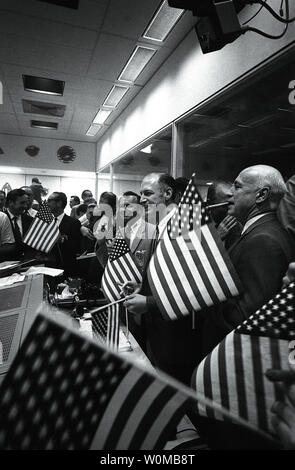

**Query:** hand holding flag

left=23, top=200, right=60, bottom=253
left=101, top=230, right=142, bottom=303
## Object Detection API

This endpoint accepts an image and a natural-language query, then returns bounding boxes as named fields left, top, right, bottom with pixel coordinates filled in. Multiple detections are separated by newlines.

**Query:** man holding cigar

left=206, top=180, right=241, bottom=249
left=201, top=165, right=295, bottom=358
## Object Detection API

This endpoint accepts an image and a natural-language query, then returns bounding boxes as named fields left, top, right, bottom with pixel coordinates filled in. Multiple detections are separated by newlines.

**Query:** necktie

left=12, top=216, right=22, bottom=243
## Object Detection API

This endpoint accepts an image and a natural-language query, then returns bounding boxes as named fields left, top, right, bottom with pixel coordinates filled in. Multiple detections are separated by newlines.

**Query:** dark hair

left=51, top=191, right=67, bottom=209
left=87, top=197, right=97, bottom=205
left=71, top=195, right=80, bottom=205
left=175, top=177, right=189, bottom=194
left=32, top=177, right=42, bottom=184
left=6, top=189, right=26, bottom=205
left=76, top=203, right=88, bottom=217
left=99, top=192, right=117, bottom=212
left=207, top=180, right=232, bottom=204
left=122, top=191, right=140, bottom=203
left=158, top=174, right=176, bottom=199
left=81, top=189, right=93, bottom=199
left=0, top=190, right=6, bottom=197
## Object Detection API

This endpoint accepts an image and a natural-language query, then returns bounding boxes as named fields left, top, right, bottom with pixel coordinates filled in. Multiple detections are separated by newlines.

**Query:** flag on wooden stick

left=92, top=303, right=120, bottom=351
left=147, top=173, right=242, bottom=321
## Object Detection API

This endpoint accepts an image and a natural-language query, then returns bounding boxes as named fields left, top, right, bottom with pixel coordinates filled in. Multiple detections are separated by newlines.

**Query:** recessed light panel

left=143, top=0, right=184, bottom=42
left=118, top=46, right=156, bottom=83
left=86, top=124, right=101, bottom=137
left=93, top=109, right=112, bottom=125
left=23, top=75, right=65, bottom=96
left=103, top=85, right=129, bottom=108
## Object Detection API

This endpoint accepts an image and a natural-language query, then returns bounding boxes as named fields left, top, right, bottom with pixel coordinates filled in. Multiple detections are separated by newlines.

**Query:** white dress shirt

left=7, top=209, right=23, bottom=236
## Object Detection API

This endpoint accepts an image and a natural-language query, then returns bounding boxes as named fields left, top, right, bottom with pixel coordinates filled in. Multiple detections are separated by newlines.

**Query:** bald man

left=201, top=165, right=295, bottom=358
left=191, top=165, right=295, bottom=450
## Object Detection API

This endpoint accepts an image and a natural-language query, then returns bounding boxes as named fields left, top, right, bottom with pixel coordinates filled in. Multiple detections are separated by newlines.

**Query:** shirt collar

left=241, top=213, right=268, bottom=235
left=55, top=212, right=65, bottom=225
left=7, top=209, right=17, bottom=220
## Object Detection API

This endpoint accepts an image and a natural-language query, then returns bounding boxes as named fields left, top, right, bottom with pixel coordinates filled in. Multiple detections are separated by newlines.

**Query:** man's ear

left=256, top=186, right=270, bottom=203
left=164, top=186, right=173, bottom=202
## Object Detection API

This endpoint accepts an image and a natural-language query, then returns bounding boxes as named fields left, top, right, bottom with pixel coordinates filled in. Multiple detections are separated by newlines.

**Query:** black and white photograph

left=0, top=0, right=295, bottom=454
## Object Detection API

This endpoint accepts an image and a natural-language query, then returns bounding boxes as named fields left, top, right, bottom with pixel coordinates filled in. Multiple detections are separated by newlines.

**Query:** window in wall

left=97, top=165, right=112, bottom=201
left=111, top=125, right=172, bottom=197
left=177, top=50, right=295, bottom=184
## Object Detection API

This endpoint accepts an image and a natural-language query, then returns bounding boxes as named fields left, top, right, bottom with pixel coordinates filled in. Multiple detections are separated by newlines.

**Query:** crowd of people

left=0, top=166, right=295, bottom=449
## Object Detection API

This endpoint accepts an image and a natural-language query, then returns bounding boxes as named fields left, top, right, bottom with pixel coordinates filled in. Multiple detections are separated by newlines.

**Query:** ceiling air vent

left=23, top=75, right=65, bottom=96
left=22, top=99, right=65, bottom=117
left=31, top=120, right=58, bottom=130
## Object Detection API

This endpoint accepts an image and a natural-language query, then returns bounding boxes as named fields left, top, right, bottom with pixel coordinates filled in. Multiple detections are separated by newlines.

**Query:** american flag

left=147, top=173, right=242, bottom=321
left=92, top=303, right=120, bottom=351
left=0, top=312, right=192, bottom=450
left=23, top=200, right=60, bottom=253
left=192, top=282, right=295, bottom=436
left=101, top=230, right=142, bottom=303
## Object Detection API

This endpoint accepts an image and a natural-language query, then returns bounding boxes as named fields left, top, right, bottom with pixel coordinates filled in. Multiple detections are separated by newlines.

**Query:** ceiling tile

left=102, top=0, right=161, bottom=40
left=0, top=11, right=98, bottom=50
left=0, top=113, right=21, bottom=133
left=0, top=0, right=109, bottom=31
left=87, top=33, right=136, bottom=80
left=0, top=34, right=93, bottom=75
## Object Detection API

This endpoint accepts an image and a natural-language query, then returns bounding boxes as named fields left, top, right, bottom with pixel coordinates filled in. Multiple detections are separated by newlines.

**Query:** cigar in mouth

left=206, top=202, right=230, bottom=210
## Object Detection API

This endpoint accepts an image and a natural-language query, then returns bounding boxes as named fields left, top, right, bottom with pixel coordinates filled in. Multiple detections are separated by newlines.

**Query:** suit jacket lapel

left=228, top=212, right=276, bottom=256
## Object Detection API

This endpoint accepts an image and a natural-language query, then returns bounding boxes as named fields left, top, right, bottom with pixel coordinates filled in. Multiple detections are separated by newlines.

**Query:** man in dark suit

left=5, top=188, right=34, bottom=259
left=193, top=165, right=295, bottom=450
left=200, top=165, right=295, bottom=359
left=47, top=192, right=82, bottom=278
left=123, top=173, right=197, bottom=385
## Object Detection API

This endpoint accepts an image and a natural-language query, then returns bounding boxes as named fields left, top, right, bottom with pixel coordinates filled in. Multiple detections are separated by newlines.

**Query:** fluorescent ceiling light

left=103, top=85, right=129, bottom=108
left=189, top=139, right=210, bottom=149
left=93, top=109, right=112, bottom=125
left=278, top=108, right=294, bottom=113
left=281, top=127, right=295, bottom=132
left=252, top=148, right=278, bottom=155
left=37, top=0, right=79, bottom=9
left=0, top=166, right=23, bottom=174
left=280, top=142, right=295, bottom=149
left=140, top=144, right=152, bottom=154
left=143, top=0, right=184, bottom=42
left=23, top=75, right=64, bottom=96
left=86, top=124, right=102, bottom=136
left=238, top=114, right=275, bottom=129
left=118, top=46, right=156, bottom=84
left=31, top=120, right=58, bottom=130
